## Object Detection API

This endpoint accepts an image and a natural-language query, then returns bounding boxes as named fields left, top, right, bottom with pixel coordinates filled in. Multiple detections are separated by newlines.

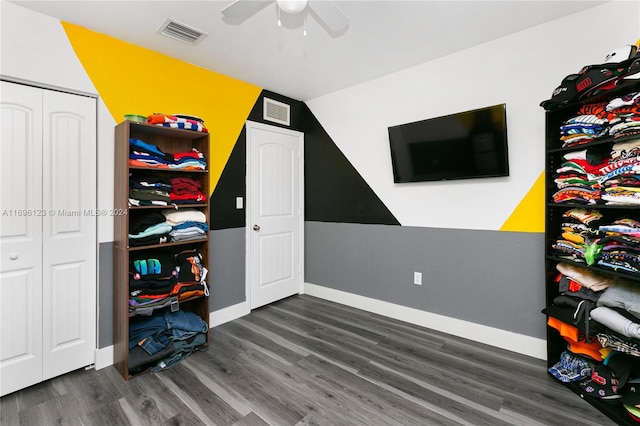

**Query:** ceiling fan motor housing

left=277, top=0, right=308, bottom=14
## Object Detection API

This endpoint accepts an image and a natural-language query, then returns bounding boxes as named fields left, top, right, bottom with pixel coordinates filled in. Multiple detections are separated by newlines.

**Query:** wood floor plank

left=180, top=358, right=254, bottom=418
left=231, top=411, right=270, bottom=426
left=61, top=366, right=128, bottom=415
left=76, top=399, right=133, bottom=426
left=266, top=303, right=387, bottom=347
left=120, top=376, right=182, bottom=423
left=155, top=364, right=244, bottom=426
left=2, top=373, right=67, bottom=415
left=17, top=393, right=85, bottom=426
left=161, top=412, right=207, bottom=426
left=217, top=321, right=304, bottom=366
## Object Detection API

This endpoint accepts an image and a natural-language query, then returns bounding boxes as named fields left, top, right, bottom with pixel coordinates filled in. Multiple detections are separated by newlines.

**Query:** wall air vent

left=263, top=97, right=291, bottom=126
left=157, top=18, right=208, bottom=45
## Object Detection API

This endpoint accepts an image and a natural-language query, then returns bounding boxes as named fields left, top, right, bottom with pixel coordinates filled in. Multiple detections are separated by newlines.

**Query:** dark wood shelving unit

left=114, top=120, right=210, bottom=380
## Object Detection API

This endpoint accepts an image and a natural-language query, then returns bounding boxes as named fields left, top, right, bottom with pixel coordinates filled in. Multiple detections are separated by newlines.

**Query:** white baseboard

left=303, top=282, right=547, bottom=360
left=94, top=345, right=114, bottom=370
left=93, top=301, right=250, bottom=370
left=209, top=301, right=250, bottom=327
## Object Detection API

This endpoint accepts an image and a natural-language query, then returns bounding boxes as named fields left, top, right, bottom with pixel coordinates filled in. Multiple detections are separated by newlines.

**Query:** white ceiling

left=10, top=0, right=607, bottom=101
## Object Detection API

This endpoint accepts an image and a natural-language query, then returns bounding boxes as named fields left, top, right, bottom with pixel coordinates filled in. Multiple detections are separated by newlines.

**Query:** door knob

left=253, top=224, right=260, bottom=231
left=9, top=253, right=18, bottom=260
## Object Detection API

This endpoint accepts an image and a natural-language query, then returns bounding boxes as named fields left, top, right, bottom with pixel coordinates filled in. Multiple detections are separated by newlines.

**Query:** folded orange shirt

left=548, top=316, right=603, bottom=361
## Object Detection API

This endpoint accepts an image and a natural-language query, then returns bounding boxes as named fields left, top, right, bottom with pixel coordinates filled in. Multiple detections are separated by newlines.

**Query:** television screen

left=388, top=104, right=509, bottom=183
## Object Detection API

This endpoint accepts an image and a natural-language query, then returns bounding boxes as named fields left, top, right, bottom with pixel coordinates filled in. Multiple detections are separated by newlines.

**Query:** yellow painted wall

left=62, top=22, right=261, bottom=194
left=500, top=171, right=545, bottom=233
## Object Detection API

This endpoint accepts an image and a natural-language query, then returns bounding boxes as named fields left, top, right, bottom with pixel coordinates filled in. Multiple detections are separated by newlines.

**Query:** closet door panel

left=41, top=90, right=97, bottom=380
left=0, top=81, right=44, bottom=396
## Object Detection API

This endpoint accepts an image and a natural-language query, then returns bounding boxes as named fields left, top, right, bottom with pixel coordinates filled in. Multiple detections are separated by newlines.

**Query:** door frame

left=245, top=120, right=304, bottom=310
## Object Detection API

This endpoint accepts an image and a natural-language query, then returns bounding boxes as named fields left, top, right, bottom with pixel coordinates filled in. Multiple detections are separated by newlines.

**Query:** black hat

left=579, top=364, right=622, bottom=400
left=616, top=57, right=640, bottom=88
left=575, top=63, right=628, bottom=101
left=608, top=352, right=635, bottom=389
left=540, top=57, right=639, bottom=111
left=622, top=385, right=640, bottom=407
left=540, top=74, right=580, bottom=110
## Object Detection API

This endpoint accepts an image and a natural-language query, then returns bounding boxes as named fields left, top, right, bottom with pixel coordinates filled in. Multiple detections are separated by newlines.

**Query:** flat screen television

left=388, top=104, right=509, bottom=183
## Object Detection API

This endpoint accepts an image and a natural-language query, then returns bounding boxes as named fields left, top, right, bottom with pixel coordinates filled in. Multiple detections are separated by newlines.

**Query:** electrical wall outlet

left=413, top=271, right=422, bottom=285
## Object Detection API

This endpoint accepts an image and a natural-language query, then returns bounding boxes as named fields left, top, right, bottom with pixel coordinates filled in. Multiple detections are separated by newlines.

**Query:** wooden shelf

left=129, top=166, right=208, bottom=173
left=128, top=237, right=208, bottom=251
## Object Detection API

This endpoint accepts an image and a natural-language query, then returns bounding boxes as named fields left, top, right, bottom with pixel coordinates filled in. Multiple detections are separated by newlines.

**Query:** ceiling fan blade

left=308, top=0, right=349, bottom=33
left=221, top=1, right=273, bottom=21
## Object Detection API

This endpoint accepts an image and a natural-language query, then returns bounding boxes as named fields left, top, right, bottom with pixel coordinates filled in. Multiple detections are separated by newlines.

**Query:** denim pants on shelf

left=163, top=309, right=208, bottom=340
left=151, top=332, right=207, bottom=373
left=129, top=312, right=168, bottom=350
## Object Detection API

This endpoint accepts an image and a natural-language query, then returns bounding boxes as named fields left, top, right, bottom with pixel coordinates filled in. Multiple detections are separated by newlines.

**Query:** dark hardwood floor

left=1, top=294, right=616, bottom=425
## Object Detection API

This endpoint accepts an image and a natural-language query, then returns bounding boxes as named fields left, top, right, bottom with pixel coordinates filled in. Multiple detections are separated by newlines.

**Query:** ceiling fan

left=221, top=0, right=349, bottom=33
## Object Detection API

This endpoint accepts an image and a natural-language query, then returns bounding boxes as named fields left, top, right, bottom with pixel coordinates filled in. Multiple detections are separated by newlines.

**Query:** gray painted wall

left=97, top=227, right=247, bottom=349
left=98, top=242, right=113, bottom=348
left=209, top=227, right=246, bottom=311
left=304, top=221, right=547, bottom=339
left=98, top=222, right=544, bottom=348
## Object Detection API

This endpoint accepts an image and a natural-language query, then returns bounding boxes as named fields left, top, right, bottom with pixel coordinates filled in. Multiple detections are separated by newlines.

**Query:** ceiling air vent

left=263, top=98, right=291, bottom=126
left=158, top=18, right=208, bottom=45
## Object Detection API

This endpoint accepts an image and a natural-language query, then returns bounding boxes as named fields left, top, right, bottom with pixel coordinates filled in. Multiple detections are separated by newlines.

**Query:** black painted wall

left=303, top=105, right=399, bottom=225
left=210, top=90, right=399, bottom=229
left=210, top=90, right=304, bottom=230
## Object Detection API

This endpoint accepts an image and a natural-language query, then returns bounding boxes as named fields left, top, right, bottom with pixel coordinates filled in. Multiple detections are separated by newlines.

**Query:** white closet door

left=0, top=81, right=97, bottom=396
left=0, top=82, right=45, bottom=396
left=41, top=89, right=96, bottom=380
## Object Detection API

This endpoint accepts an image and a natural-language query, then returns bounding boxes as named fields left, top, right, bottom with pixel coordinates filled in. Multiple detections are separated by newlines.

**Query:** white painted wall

left=306, top=1, right=640, bottom=231
left=1, top=1, right=116, bottom=244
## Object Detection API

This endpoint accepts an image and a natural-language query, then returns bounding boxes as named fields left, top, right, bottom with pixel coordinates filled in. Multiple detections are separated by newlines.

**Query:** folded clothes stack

left=162, top=208, right=208, bottom=243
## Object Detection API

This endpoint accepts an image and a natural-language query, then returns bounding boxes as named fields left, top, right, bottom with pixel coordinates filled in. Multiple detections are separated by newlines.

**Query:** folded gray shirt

left=591, top=306, right=640, bottom=339
left=596, top=279, right=640, bottom=320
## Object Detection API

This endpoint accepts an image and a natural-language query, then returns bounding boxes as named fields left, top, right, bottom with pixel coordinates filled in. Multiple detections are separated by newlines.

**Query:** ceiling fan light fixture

left=276, top=0, right=308, bottom=15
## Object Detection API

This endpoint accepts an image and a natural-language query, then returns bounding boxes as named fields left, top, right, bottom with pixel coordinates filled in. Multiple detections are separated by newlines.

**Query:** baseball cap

left=622, top=386, right=640, bottom=407
left=540, top=74, right=581, bottom=110
left=616, top=57, right=640, bottom=87
left=575, top=64, right=627, bottom=101
left=607, top=352, right=635, bottom=389
left=579, top=364, right=622, bottom=400
left=605, top=45, right=638, bottom=64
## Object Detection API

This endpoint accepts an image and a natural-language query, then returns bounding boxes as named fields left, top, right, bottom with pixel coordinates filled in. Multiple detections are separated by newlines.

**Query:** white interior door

left=0, top=82, right=45, bottom=396
left=247, top=121, right=303, bottom=309
left=0, top=81, right=97, bottom=396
